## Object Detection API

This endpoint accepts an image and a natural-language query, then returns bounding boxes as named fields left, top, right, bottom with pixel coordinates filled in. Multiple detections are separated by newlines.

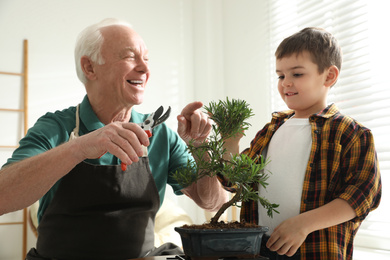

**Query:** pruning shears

left=121, top=105, right=171, bottom=171
left=138, top=105, right=171, bottom=138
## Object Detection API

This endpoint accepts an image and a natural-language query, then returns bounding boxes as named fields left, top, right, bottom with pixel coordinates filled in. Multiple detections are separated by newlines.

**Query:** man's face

left=276, top=51, right=329, bottom=118
left=94, top=25, right=150, bottom=108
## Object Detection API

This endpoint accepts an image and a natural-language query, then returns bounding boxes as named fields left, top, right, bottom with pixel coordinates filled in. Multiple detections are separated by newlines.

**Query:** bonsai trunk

left=210, top=186, right=242, bottom=225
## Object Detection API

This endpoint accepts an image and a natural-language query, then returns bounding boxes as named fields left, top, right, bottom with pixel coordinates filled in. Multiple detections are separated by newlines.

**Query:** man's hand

left=177, top=101, right=228, bottom=211
left=177, top=101, right=212, bottom=145
left=74, top=122, right=150, bottom=165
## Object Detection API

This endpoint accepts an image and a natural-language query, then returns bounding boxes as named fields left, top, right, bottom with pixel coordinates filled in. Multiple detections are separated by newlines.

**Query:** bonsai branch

left=172, top=98, right=279, bottom=226
left=210, top=186, right=242, bottom=225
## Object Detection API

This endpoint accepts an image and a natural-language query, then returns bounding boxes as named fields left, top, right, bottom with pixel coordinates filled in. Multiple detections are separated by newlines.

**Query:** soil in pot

left=181, top=221, right=259, bottom=230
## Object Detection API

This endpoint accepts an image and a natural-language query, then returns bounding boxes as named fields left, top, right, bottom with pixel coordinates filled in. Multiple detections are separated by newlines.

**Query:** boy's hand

left=266, top=215, right=309, bottom=257
left=222, top=132, right=243, bottom=159
left=266, top=198, right=357, bottom=256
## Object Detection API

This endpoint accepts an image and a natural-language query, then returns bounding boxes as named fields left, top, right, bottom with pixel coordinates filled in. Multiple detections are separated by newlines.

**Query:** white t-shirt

left=258, top=117, right=312, bottom=234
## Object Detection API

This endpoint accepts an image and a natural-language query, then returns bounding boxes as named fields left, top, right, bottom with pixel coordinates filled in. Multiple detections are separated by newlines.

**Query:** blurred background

left=0, top=0, right=388, bottom=259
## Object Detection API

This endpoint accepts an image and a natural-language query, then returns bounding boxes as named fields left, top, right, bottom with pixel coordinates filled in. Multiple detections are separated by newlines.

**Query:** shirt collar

left=272, top=103, right=339, bottom=121
left=130, top=108, right=147, bottom=124
left=311, top=103, right=339, bottom=119
left=79, top=95, right=147, bottom=132
left=79, top=95, right=105, bottom=132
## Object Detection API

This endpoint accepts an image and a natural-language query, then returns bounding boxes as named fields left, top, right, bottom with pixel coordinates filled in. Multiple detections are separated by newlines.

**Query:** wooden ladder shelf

left=0, top=39, right=29, bottom=259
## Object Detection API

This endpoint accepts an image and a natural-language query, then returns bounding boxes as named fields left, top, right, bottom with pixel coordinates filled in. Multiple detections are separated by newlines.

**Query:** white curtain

left=264, top=0, right=390, bottom=254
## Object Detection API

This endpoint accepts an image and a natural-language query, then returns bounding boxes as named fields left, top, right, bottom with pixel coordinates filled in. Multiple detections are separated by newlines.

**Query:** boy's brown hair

left=275, top=27, right=342, bottom=74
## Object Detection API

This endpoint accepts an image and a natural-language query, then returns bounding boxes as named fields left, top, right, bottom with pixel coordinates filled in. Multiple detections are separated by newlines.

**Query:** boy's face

left=276, top=51, right=331, bottom=118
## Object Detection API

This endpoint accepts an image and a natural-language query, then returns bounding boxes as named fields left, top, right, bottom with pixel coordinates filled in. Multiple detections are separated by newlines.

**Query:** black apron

left=35, top=158, right=160, bottom=260
left=28, top=105, right=164, bottom=260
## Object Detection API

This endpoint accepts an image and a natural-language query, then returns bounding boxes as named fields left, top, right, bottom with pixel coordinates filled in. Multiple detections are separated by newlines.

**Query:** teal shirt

left=3, top=95, right=191, bottom=222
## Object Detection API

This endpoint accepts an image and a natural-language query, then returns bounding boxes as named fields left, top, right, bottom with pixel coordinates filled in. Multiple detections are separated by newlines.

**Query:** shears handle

left=121, top=130, right=152, bottom=171
left=145, top=130, right=152, bottom=138
left=122, top=105, right=171, bottom=172
left=121, top=162, right=127, bottom=171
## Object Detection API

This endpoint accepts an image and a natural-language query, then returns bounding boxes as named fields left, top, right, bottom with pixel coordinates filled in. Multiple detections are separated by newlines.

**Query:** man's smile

left=127, top=79, right=143, bottom=85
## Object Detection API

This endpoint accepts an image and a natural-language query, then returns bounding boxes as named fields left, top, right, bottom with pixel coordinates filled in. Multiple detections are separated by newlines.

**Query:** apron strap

left=69, top=104, right=80, bottom=141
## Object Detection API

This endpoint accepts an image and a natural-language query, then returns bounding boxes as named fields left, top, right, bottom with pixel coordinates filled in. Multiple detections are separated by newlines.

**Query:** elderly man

left=0, top=18, right=228, bottom=260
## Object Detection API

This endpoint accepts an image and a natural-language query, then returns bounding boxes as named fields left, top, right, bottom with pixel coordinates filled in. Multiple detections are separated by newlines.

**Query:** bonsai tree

left=173, top=98, right=278, bottom=226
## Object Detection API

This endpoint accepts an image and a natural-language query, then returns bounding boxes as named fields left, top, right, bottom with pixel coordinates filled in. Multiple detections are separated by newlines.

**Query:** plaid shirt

left=239, top=104, right=382, bottom=259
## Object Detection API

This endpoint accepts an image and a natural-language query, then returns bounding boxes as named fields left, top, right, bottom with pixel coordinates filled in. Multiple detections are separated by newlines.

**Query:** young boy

left=227, top=27, right=382, bottom=259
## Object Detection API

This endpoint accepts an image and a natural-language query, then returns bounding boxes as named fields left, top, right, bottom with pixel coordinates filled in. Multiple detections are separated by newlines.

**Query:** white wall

left=0, top=0, right=270, bottom=259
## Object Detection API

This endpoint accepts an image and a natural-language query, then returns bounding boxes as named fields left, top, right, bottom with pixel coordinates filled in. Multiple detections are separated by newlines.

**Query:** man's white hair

left=74, top=18, right=133, bottom=84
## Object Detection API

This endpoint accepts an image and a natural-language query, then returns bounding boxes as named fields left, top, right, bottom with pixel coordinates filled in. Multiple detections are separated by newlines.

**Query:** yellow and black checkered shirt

left=239, top=103, right=382, bottom=259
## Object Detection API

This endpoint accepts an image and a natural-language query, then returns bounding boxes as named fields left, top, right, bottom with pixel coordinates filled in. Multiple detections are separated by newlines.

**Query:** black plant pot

left=175, top=226, right=269, bottom=259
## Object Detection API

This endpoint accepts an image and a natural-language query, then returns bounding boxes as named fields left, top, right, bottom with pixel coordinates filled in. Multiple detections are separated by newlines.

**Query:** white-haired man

left=0, top=18, right=228, bottom=260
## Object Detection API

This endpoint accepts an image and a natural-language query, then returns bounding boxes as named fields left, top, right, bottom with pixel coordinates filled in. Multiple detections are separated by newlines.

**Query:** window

left=265, top=0, right=390, bottom=256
